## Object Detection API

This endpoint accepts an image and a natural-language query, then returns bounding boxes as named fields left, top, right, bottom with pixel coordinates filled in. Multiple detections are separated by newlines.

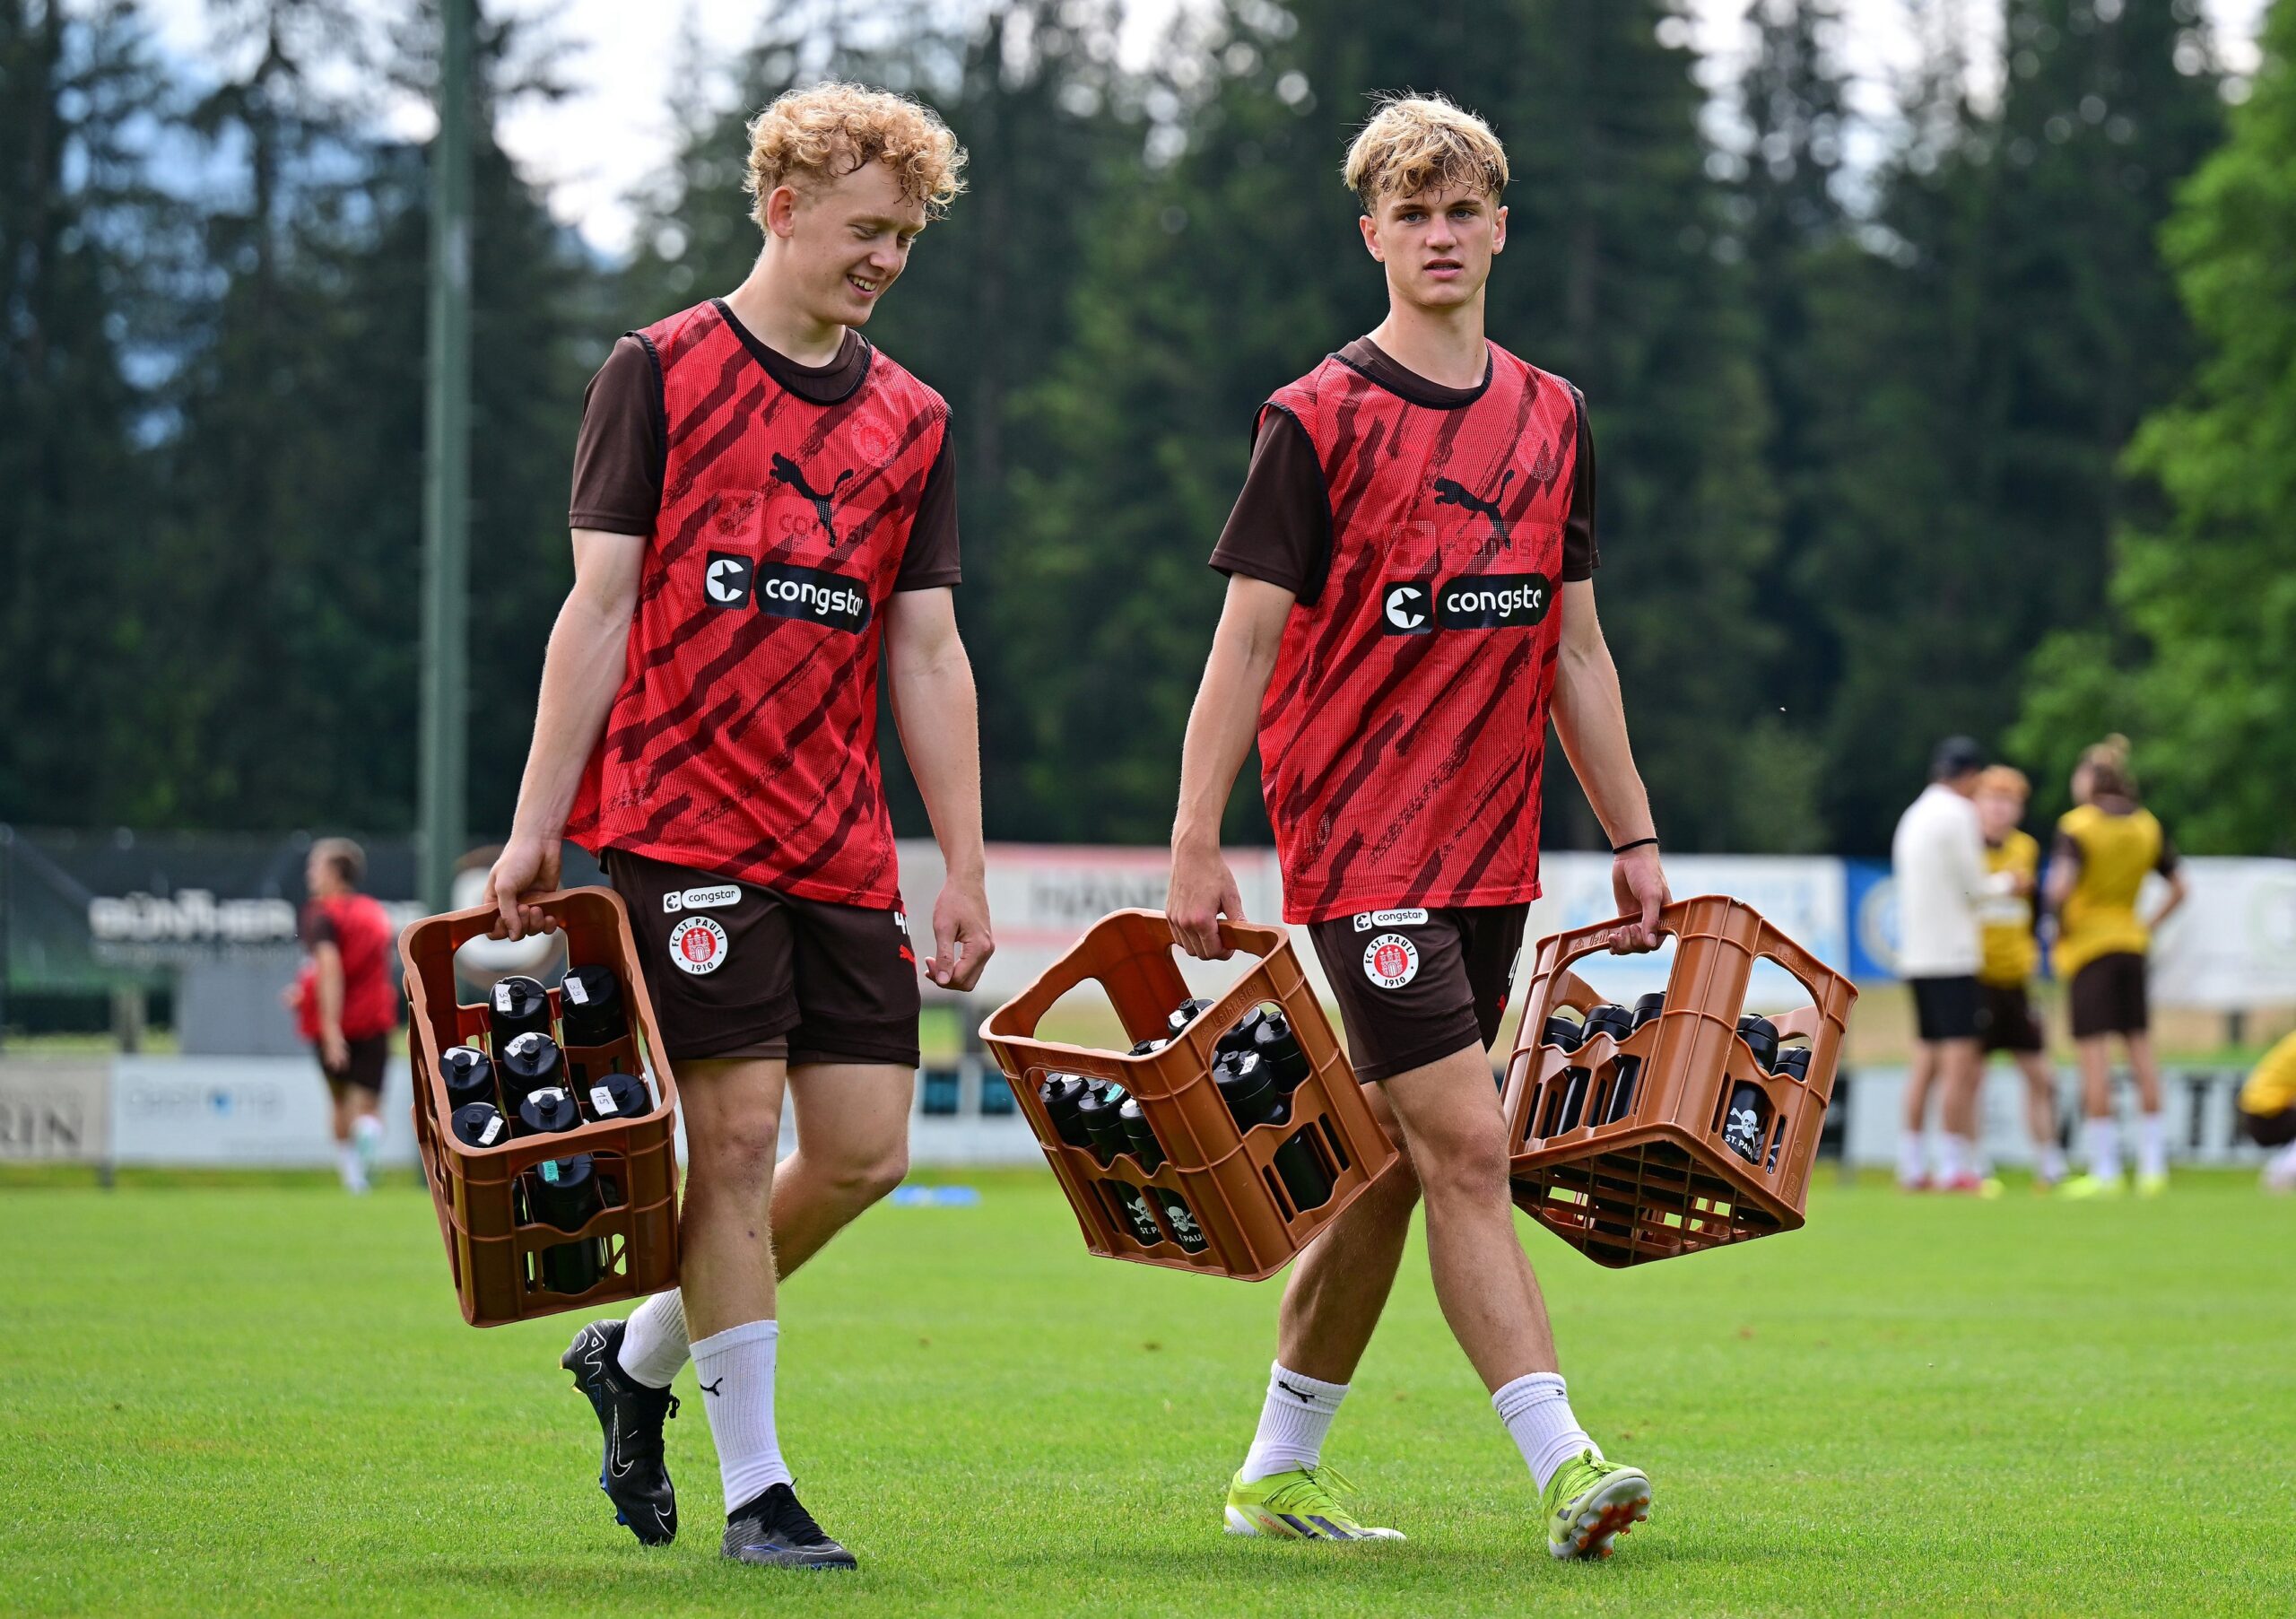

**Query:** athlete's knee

left=688, top=1101, right=783, bottom=1188
left=1407, top=1121, right=1509, bottom=1199
left=823, top=1135, right=909, bottom=1204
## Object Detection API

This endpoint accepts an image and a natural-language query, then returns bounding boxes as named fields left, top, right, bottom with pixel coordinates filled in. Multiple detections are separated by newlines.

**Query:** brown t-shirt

left=569, top=300, right=961, bottom=590
left=1209, top=337, right=1598, bottom=604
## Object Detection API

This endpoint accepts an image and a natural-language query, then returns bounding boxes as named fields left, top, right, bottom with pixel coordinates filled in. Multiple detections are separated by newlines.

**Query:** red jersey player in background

left=484, top=85, right=992, bottom=1571
left=291, top=836, right=398, bottom=1194
left=1167, top=95, right=1670, bottom=1560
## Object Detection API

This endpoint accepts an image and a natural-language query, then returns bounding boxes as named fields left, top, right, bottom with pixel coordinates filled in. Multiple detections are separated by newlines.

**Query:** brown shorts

left=1977, top=982, right=2044, bottom=1055
left=2241, top=1107, right=2296, bottom=1149
left=1307, top=905, right=1528, bottom=1084
left=605, top=849, right=921, bottom=1068
left=320, top=1033, right=389, bottom=1094
left=2068, top=952, right=2148, bottom=1040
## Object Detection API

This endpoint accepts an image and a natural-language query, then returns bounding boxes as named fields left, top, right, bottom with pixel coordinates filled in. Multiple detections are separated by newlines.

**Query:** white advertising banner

left=2148, top=857, right=2296, bottom=1011
left=895, top=841, right=1850, bottom=1026
left=109, top=1056, right=421, bottom=1169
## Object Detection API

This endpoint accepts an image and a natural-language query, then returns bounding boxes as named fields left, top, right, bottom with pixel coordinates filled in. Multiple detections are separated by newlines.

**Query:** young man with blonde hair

left=1168, top=94, right=1666, bottom=1560
left=487, top=83, right=993, bottom=1570
left=1972, top=765, right=2066, bottom=1188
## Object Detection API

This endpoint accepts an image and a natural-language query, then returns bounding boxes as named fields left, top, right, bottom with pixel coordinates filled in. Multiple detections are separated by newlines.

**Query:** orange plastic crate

left=981, top=910, right=1399, bottom=1281
left=1501, top=894, right=1857, bottom=1267
left=399, top=887, right=681, bottom=1327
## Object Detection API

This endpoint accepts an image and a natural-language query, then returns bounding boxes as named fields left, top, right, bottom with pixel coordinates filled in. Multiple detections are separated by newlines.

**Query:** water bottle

left=1128, top=1037, right=1170, bottom=1057
left=1561, top=1005, right=1633, bottom=1132
left=1776, top=1046, right=1813, bottom=1084
left=439, top=1045, right=498, bottom=1113
left=1219, top=1006, right=1309, bottom=1094
left=497, top=1031, right=564, bottom=1110
left=517, top=1085, right=582, bottom=1137
left=558, top=964, right=624, bottom=1048
left=1120, top=1099, right=1208, bottom=1254
left=579, top=1068, right=651, bottom=1124
left=1605, top=994, right=1665, bottom=1125
left=527, top=1153, right=605, bottom=1294
left=1039, top=1074, right=1098, bottom=1150
left=450, top=1101, right=508, bottom=1149
left=488, top=975, right=553, bottom=1050
left=1215, top=1049, right=1331, bottom=1212
left=1736, top=1014, right=1780, bottom=1072
left=1074, top=1081, right=1161, bottom=1245
left=1167, top=997, right=1217, bottom=1037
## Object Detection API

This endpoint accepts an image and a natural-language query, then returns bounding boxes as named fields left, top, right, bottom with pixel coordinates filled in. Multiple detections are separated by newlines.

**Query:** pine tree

left=2014, top=0, right=2296, bottom=853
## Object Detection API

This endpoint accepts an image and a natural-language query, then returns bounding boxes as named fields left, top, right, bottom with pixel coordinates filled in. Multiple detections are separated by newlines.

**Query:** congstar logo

left=1381, top=572, right=1554, bottom=633
left=702, top=553, right=871, bottom=633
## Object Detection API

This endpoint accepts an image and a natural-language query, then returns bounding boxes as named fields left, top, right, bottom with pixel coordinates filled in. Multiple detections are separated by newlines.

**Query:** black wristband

left=1610, top=836, right=1659, bottom=857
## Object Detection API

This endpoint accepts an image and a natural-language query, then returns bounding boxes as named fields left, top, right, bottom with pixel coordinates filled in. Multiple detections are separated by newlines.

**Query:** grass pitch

left=5, top=1167, right=2292, bottom=1616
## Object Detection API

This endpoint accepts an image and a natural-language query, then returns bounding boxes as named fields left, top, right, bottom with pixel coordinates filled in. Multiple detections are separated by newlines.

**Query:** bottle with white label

left=580, top=1069, right=651, bottom=1125
left=559, top=964, right=624, bottom=1049
left=489, top=975, right=553, bottom=1050
left=450, top=1101, right=508, bottom=1149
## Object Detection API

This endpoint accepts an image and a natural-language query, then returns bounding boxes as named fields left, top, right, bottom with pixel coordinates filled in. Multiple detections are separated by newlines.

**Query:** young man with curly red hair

left=487, top=83, right=993, bottom=1571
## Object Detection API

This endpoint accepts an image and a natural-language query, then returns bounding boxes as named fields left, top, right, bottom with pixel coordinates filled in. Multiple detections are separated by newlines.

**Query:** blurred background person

left=2047, top=737, right=2189, bottom=1198
left=289, top=837, right=400, bottom=1193
left=1891, top=736, right=1998, bottom=1193
left=1973, top=766, right=2066, bottom=1189
left=2236, top=1029, right=2296, bottom=1195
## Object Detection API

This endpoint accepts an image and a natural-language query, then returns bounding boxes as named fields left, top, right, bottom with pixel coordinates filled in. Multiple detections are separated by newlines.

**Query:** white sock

left=1896, top=1131, right=1926, bottom=1187
left=352, top=1113, right=382, bottom=1174
left=1240, top=1362, right=1348, bottom=1482
left=2038, top=1143, right=2068, bottom=1182
left=1949, top=1134, right=1982, bottom=1180
left=618, top=1290, right=690, bottom=1388
left=2136, top=1113, right=2167, bottom=1179
left=336, top=1143, right=366, bottom=1190
left=2268, top=1139, right=2296, bottom=1179
left=691, top=1319, right=791, bottom=1513
left=1493, top=1371, right=1601, bottom=1493
left=2085, top=1117, right=2123, bottom=1180
left=1936, top=1133, right=1968, bottom=1182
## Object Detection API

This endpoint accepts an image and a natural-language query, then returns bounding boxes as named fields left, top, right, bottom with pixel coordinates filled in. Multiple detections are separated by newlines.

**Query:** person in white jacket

left=1891, top=736, right=2009, bottom=1192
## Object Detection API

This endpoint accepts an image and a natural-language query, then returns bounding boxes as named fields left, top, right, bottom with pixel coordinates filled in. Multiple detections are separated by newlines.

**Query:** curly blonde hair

left=1344, top=93, right=1509, bottom=211
left=745, top=82, right=967, bottom=228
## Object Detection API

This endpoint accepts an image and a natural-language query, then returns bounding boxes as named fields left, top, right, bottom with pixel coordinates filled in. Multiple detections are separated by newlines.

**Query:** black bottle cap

left=489, top=975, right=552, bottom=1037
left=1246, top=1009, right=1309, bottom=1090
left=1631, top=992, right=1666, bottom=1029
left=517, top=1085, right=581, bottom=1136
left=1736, top=1014, right=1780, bottom=1069
left=560, top=964, right=624, bottom=1044
left=1167, top=997, right=1216, bottom=1037
left=1542, top=1014, right=1586, bottom=1052
left=440, top=1045, right=496, bottom=1109
left=500, top=1031, right=563, bottom=1098
left=580, top=1069, right=651, bottom=1122
left=1118, top=1098, right=1163, bottom=1172
left=1777, top=1046, right=1813, bottom=1083
left=450, top=1101, right=508, bottom=1148
left=1039, top=1074, right=1097, bottom=1149
left=1584, top=1004, right=1635, bottom=1041
left=1128, top=1037, right=1170, bottom=1057
left=1214, top=1049, right=1283, bottom=1128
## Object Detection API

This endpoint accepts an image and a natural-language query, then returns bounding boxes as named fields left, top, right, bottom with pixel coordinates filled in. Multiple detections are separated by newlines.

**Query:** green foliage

left=2016, top=0, right=2296, bottom=853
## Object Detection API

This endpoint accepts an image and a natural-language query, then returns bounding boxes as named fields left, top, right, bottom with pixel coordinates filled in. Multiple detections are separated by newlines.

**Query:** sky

left=131, top=0, right=2270, bottom=258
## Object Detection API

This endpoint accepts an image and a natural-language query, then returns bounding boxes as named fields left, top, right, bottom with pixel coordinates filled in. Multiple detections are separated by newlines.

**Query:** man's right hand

left=484, top=835, right=564, bottom=940
left=1168, top=836, right=1245, bottom=961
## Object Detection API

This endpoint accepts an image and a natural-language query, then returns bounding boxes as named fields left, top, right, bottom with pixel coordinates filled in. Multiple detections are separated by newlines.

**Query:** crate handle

left=984, top=910, right=1283, bottom=1041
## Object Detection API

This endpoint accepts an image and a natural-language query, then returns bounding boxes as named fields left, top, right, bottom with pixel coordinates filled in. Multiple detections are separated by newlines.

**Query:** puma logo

left=1433, top=468, right=1515, bottom=540
left=770, top=452, right=855, bottom=543
left=700, top=1377, right=725, bottom=1397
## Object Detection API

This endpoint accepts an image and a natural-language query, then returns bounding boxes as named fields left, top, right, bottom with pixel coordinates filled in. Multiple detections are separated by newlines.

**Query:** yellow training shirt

left=2054, top=802, right=2169, bottom=980
left=2241, top=1031, right=2296, bottom=1119
left=1979, top=830, right=2039, bottom=988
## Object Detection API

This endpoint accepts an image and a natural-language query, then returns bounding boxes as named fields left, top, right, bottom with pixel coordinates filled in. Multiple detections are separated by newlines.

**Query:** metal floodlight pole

left=418, top=0, right=475, bottom=915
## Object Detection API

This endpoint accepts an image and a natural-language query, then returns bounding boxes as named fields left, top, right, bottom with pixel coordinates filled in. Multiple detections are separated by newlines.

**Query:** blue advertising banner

left=1846, top=859, right=1899, bottom=983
